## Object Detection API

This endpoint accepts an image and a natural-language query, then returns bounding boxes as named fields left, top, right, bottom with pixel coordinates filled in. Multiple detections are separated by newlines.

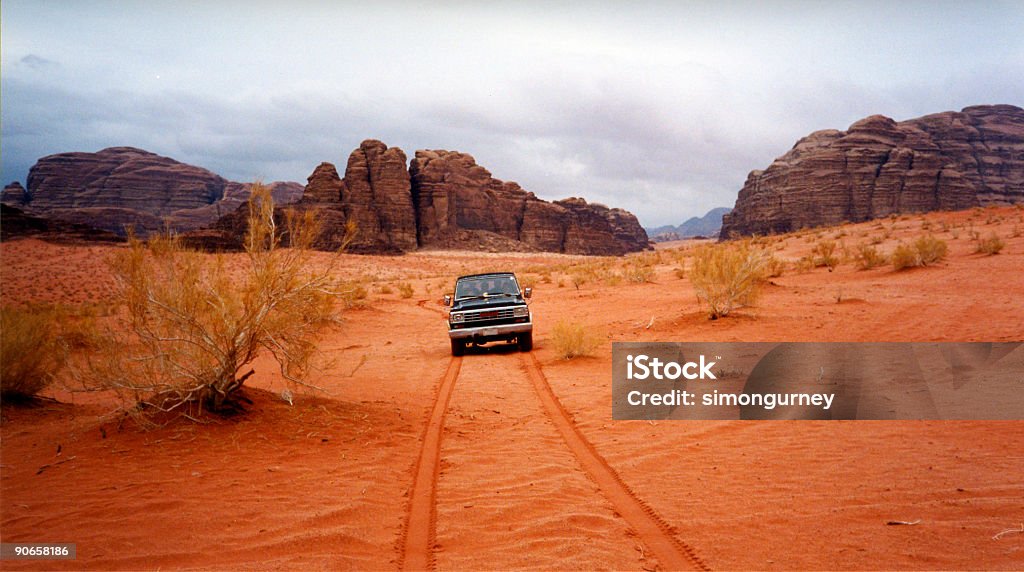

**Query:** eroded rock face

left=2, top=182, right=27, bottom=205
left=721, top=105, right=1024, bottom=238
left=7, top=147, right=302, bottom=235
left=341, top=140, right=418, bottom=252
left=409, top=149, right=649, bottom=255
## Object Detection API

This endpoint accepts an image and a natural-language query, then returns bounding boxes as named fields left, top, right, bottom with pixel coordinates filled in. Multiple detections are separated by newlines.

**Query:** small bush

left=974, top=232, right=1005, bottom=255
left=93, top=183, right=348, bottom=419
left=0, top=307, right=66, bottom=400
left=690, top=241, right=768, bottom=319
left=915, top=234, right=948, bottom=265
left=765, top=256, right=786, bottom=278
left=551, top=320, right=601, bottom=360
left=339, top=282, right=369, bottom=308
left=892, top=235, right=948, bottom=270
left=812, top=240, right=840, bottom=269
left=623, top=263, right=655, bottom=283
left=853, top=243, right=888, bottom=270
left=397, top=282, right=415, bottom=298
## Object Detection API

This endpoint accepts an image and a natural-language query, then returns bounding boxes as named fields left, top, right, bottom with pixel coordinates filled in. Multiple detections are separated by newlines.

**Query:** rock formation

left=5, top=147, right=302, bottom=236
left=409, top=149, right=649, bottom=255
left=8, top=142, right=649, bottom=255
left=721, top=105, right=1024, bottom=238
left=208, top=142, right=650, bottom=255
left=2, top=182, right=27, bottom=205
left=1, top=204, right=123, bottom=243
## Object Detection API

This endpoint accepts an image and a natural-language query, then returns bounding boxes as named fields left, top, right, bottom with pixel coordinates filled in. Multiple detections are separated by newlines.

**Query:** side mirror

left=524, top=287, right=532, bottom=299
left=444, top=295, right=452, bottom=306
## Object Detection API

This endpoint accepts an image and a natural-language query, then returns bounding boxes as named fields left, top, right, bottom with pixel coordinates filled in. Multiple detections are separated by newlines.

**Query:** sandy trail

left=431, top=349, right=647, bottom=570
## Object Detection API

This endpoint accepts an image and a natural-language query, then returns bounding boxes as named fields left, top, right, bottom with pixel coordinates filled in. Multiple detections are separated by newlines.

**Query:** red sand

left=2, top=207, right=1023, bottom=570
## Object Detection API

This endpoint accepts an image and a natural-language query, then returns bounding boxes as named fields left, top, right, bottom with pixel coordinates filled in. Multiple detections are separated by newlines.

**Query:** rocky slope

left=647, top=207, right=731, bottom=241
left=5, top=147, right=302, bottom=235
left=721, top=105, right=1024, bottom=238
left=206, top=141, right=650, bottom=255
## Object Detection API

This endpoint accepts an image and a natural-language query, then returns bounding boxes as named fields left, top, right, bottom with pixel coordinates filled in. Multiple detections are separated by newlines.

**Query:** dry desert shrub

left=0, top=307, right=66, bottom=400
left=974, top=232, right=1005, bottom=255
left=622, top=263, right=655, bottom=283
left=551, top=320, right=601, bottom=360
left=91, top=183, right=351, bottom=419
left=690, top=241, right=769, bottom=319
left=397, top=282, right=415, bottom=298
left=892, top=235, right=948, bottom=270
left=764, top=255, right=786, bottom=278
left=853, top=243, right=888, bottom=270
left=811, top=239, right=840, bottom=269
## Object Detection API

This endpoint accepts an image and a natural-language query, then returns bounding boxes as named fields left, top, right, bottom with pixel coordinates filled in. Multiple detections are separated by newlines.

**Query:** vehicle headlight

left=450, top=312, right=465, bottom=323
left=513, top=306, right=529, bottom=318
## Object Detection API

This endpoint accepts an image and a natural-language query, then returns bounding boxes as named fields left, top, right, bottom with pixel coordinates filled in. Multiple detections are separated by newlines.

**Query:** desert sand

left=2, top=207, right=1023, bottom=570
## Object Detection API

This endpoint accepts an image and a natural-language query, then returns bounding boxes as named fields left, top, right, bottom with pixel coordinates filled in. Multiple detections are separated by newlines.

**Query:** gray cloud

left=2, top=1, right=1022, bottom=227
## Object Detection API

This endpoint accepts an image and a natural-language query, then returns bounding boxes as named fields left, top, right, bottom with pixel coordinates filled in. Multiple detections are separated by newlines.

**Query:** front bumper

left=448, top=321, right=532, bottom=340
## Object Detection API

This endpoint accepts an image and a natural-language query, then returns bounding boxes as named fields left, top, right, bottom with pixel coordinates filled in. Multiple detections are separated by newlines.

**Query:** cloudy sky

left=2, top=1, right=1022, bottom=227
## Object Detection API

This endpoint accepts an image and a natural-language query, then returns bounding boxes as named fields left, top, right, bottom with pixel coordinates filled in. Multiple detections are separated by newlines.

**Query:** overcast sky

left=2, top=1, right=1022, bottom=227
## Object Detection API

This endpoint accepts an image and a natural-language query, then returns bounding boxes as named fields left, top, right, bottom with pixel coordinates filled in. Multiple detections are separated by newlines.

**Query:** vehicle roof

left=455, top=272, right=517, bottom=281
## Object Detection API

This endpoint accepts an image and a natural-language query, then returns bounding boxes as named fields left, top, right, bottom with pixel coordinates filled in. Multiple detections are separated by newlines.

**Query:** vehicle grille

left=463, top=307, right=516, bottom=323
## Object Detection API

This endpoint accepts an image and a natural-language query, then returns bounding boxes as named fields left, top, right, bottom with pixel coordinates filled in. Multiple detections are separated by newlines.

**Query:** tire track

left=520, top=352, right=711, bottom=571
left=399, top=356, right=462, bottom=571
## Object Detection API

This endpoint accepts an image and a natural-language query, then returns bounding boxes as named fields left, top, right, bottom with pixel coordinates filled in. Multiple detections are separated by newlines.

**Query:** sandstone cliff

left=210, top=141, right=649, bottom=255
left=6, top=147, right=302, bottom=235
left=409, top=149, right=649, bottom=255
left=721, top=105, right=1024, bottom=238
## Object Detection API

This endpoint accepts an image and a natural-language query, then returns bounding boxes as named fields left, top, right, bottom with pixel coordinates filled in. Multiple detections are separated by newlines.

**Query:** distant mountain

left=646, top=207, right=731, bottom=241
left=3, top=147, right=303, bottom=236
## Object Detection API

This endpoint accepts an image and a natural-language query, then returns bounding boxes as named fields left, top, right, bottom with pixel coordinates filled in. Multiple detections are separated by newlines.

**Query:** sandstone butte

left=720, top=104, right=1024, bottom=239
left=3, top=147, right=304, bottom=236
left=210, top=140, right=651, bottom=256
left=4, top=142, right=650, bottom=256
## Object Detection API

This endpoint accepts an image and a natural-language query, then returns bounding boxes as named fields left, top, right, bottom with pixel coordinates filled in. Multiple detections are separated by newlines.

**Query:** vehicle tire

left=451, top=339, right=465, bottom=356
left=517, top=331, right=533, bottom=352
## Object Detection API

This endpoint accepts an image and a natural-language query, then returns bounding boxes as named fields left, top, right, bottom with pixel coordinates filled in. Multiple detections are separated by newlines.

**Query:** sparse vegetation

left=0, top=307, right=66, bottom=400
left=551, top=320, right=601, bottom=360
left=398, top=282, right=415, bottom=298
left=690, top=241, right=769, bottom=319
left=811, top=239, right=840, bottom=270
left=93, top=183, right=350, bottom=420
left=853, top=243, right=888, bottom=270
left=974, top=232, right=1005, bottom=255
left=892, top=235, right=948, bottom=270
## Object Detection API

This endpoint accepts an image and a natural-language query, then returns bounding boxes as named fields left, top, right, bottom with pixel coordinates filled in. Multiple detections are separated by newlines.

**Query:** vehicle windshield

left=455, top=276, right=520, bottom=299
